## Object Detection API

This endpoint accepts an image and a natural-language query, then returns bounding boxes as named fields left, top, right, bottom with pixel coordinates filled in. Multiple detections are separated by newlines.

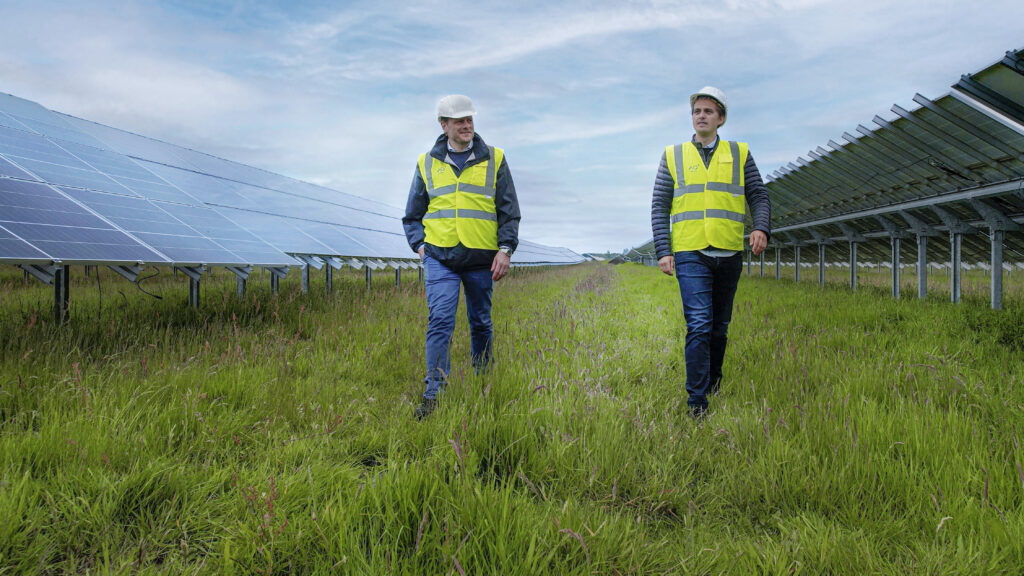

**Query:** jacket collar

left=430, top=133, right=490, bottom=163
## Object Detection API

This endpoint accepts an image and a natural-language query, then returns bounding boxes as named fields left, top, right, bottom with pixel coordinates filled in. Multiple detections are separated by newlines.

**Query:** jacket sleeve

left=494, top=156, right=521, bottom=252
left=651, top=151, right=675, bottom=259
left=402, top=165, right=428, bottom=252
left=744, top=152, right=771, bottom=239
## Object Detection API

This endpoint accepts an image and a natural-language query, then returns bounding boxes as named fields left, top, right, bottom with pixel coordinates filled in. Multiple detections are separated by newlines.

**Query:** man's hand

left=418, top=246, right=425, bottom=259
left=491, top=251, right=511, bottom=281
left=749, top=230, right=767, bottom=256
left=658, top=255, right=674, bottom=275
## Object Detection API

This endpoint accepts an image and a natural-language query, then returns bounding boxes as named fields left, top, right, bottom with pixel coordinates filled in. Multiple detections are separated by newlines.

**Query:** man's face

left=691, top=97, right=724, bottom=137
left=441, top=116, right=474, bottom=150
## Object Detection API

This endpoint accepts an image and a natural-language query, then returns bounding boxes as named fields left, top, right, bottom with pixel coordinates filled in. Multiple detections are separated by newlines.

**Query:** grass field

left=1, top=262, right=1022, bottom=574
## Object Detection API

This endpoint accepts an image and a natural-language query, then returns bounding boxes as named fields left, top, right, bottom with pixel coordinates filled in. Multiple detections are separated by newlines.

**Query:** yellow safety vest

left=418, top=146, right=502, bottom=250
left=665, top=140, right=749, bottom=252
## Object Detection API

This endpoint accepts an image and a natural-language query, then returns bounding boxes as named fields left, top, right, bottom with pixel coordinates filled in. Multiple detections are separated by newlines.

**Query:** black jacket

left=403, top=133, right=521, bottom=272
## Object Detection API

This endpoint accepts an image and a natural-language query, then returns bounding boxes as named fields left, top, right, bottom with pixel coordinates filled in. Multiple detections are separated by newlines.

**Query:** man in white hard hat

left=650, top=86, right=771, bottom=418
left=403, top=94, right=521, bottom=420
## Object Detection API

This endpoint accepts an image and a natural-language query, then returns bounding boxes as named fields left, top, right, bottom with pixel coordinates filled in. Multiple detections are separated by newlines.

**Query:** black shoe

left=689, top=405, right=708, bottom=420
left=414, top=398, right=437, bottom=421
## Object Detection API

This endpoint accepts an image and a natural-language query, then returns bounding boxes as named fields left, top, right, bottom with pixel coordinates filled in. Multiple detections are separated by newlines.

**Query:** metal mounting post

left=917, top=235, right=928, bottom=300
left=226, top=266, right=252, bottom=299
left=992, top=229, right=1004, bottom=310
left=54, top=265, right=70, bottom=324
left=849, top=242, right=858, bottom=291
left=950, top=232, right=962, bottom=303
left=175, top=266, right=204, bottom=309
left=818, top=243, right=826, bottom=287
left=265, top=266, right=288, bottom=295
left=794, top=245, right=801, bottom=283
left=891, top=236, right=901, bottom=299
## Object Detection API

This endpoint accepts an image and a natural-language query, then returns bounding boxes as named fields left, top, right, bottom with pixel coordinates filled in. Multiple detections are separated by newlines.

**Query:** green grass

left=1, top=263, right=1022, bottom=574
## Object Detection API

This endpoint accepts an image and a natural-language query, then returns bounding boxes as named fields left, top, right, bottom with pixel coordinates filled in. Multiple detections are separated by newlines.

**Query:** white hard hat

left=436, top=94, right=476, bottom=120
left=690, top=86, right=728, bottom=125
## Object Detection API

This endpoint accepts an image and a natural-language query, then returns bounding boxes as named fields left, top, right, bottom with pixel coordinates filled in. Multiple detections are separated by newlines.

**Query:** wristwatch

left=499, top=246, right=512, bottom=255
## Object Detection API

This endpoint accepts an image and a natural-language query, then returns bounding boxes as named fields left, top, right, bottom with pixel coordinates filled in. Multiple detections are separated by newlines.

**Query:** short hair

left=692, top=96, right=725, bottom=117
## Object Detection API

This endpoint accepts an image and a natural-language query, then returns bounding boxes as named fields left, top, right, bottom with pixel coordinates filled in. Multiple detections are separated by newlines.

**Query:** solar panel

left=1, top=91, right=584, bottom=275
left=0, top=224, right=50, bottom=261
left=0, top=93, right=59, bottom=123
left=214, top=208, right=337, bottom=255
left=0, top=156, right=35, bottom=180
left=59, top=113, right=199, bottom=170
left=0, top=178, right=167, bottom=263
left=55, top=186, right=246, bottom=265
left=157, top=202, right=296, bottom=266
left=0, top=126, right=139, bottom=196
left=299, top=222, right=381, bottom=258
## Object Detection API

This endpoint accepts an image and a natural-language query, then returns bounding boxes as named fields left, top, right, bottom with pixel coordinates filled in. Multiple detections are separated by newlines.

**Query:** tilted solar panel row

left=0, top=91, right=585, bottom=271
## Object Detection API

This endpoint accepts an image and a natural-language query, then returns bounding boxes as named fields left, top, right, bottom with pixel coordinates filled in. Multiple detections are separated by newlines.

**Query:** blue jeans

left=674, top=251, right=743, bottom=410
left=422, top=255, right=494, bottom=400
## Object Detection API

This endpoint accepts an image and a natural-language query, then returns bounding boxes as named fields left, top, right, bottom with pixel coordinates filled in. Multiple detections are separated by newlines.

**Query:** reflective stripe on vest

left=419, top=146, right=501, bottom=250
left=666, top=140, right=748, bottom=252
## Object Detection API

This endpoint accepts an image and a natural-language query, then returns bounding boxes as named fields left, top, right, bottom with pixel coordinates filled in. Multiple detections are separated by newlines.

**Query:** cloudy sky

left=1, top=0, right=1021, bottom=254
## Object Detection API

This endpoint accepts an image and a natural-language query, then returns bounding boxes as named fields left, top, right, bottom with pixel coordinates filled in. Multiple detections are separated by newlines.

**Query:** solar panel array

left=0, top=92, right=584, bottom=277
left=766, top=48, right=1024, bottom=266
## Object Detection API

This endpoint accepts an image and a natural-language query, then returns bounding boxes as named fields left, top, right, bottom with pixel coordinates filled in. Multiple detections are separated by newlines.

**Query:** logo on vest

left=687, top=165, right=698, bottom=172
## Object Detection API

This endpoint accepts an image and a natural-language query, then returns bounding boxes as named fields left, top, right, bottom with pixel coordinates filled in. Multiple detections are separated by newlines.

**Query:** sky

left=0, top=0, right=1022, bottom=255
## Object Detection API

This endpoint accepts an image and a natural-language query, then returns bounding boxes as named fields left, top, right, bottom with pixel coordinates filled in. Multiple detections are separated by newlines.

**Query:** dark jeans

left=674, top=251, right=743, bottom=410
left=422, top=255, right=493, bottom=400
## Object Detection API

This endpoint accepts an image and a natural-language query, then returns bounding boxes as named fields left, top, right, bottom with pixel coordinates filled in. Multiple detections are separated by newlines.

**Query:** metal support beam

left=108, top=264, right=143, bottom=283
left=775, top=247, right=781, bottom=280
left=818, top=243, right=826, bottom=286
left=325, top=265, right=333, bottom=294
left=773, top=180, right=1020, bottom=235
left=175, top=266, right=204, bottom=309
left=991, top=229, right=1004, bottom=310
left=54, top=265, right=69, bottom=324
left=891, top=236, right=901, bottom=299
left=954, top=71, right=1024, bottom=127
left=265, top=266, right=287, bottom=295
left=302, top=264, right=310, bottom=294
left=794, top=245, right=801, bottom=283
left=395, top=267, right=401, bottom=286
left=917, top=235, right=928, bottom=300
left=950, top=232, right=962, bottom=303
left=759, top=251, right=765, bottom=278
left=226, top=266, right=251, bottom=299
left=365, top=266, right=372, bottom=289
left=746, top=250, right=751, bottom=276
left=850, top=242, right=858, bottom=291
left=21, top=264, right=57, bottom=285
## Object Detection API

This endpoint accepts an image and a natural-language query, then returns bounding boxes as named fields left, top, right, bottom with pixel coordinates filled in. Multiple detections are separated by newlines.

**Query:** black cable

left=135, top=267, right=163, bottom=300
